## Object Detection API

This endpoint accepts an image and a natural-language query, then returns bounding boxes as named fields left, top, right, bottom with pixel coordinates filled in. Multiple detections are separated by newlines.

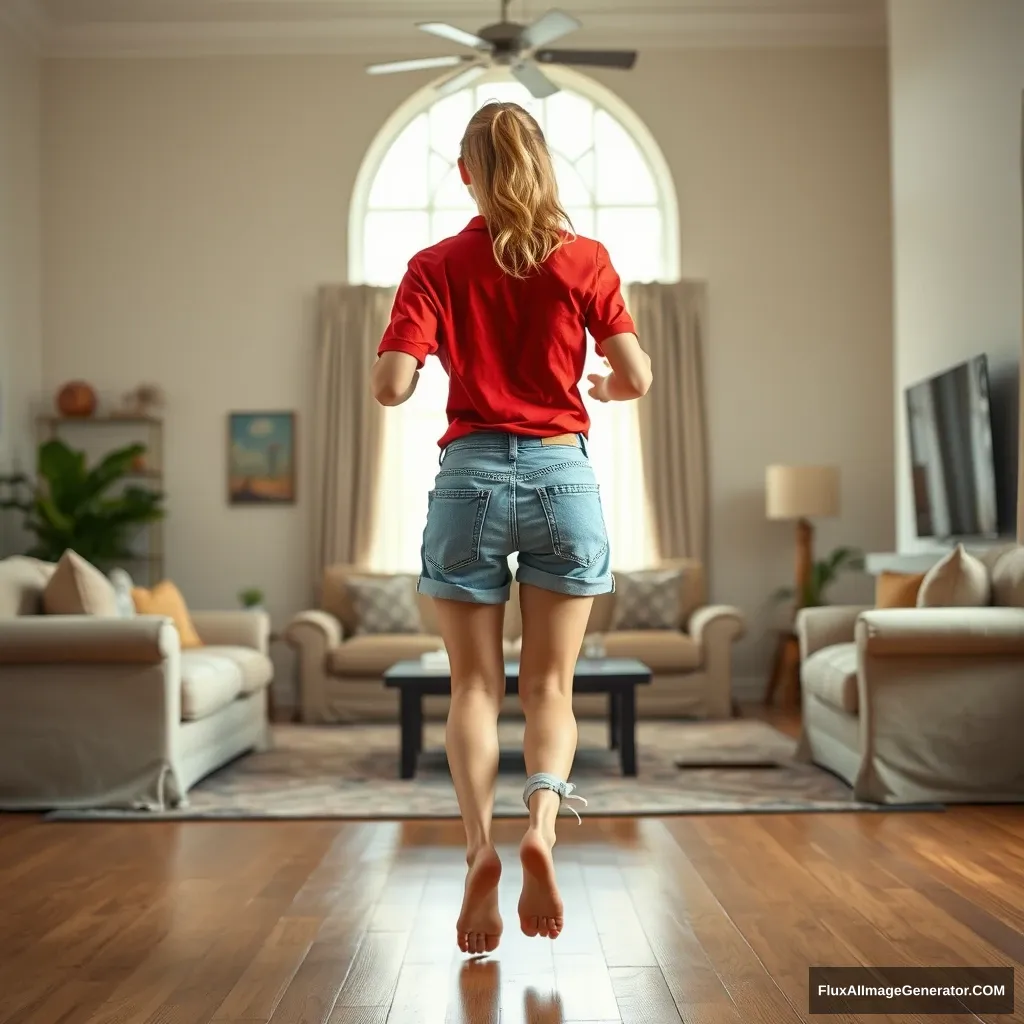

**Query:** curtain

left=1018, top=90, right=1024, bottom=542
left=310, top=284, right=394, bottom=591
left=627, top=281, right=710, bottom=567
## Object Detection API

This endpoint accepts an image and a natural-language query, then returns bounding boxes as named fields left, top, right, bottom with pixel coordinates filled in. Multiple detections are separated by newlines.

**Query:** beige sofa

left=285, top=560, right=745, bottom=723
left=0, top=556, right=273, bottom=810
left=796, top=545, right=1024, bottom=804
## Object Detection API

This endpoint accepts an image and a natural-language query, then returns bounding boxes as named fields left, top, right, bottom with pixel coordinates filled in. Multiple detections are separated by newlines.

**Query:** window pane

left=474, top=81, right=539, bottom=122
left=596, top=207, right=662, bottom=284
left=545, top=91, right=593, bottom=161
left=368, top=113, right=429, bottom=209
left=564, top=206, right=595, bottom=237
left=434, top=165, right=475, bottom=210
left=429, top=151, right=451, bottom=196
left=363, top=211, right=429, bottom=285
left=553, top=153, right=592, bottom=206
left=429, top=89, right=474, bottom=160
left=431, top=209, right=474, bottom=244
left=594, top=111, right=657, bottom=205
left=575, top=149, right=595, bottom=193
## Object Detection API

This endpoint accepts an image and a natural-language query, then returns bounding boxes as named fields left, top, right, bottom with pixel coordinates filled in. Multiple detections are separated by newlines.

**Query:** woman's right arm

left=587, top=333, right=652, bottom=402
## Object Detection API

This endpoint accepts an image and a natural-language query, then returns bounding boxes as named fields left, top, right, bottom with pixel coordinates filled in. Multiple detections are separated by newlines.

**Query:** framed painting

left=228, top=411, right=296, bottom=505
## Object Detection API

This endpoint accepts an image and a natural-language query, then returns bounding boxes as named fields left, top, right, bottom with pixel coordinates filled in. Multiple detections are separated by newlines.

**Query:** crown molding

left=0, top=0, right=49, bottom=50
left=37, top=7, right=887, bottom=58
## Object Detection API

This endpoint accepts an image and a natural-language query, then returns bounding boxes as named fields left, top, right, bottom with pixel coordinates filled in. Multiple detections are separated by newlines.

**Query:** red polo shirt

left=377, top=215, right=636, bottom=449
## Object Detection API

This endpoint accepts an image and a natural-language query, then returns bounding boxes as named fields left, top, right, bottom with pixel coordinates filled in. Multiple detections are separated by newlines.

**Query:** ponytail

left=460, top=102, right=571, bottom=277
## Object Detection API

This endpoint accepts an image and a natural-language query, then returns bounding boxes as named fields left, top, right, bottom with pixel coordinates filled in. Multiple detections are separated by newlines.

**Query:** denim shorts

left=418, top=431, right=614, bottom=604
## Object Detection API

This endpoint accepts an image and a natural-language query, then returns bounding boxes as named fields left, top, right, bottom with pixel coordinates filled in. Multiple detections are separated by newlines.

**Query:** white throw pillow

left=108, top=567, right=137, bottom=618
left=347, top=575, right=422, bottom=635
left=610, top=568, right=684, bottom=630
left=916, top=544, right=991, bottom=608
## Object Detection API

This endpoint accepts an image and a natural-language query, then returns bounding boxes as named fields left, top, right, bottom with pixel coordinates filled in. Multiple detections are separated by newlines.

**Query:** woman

left=371, top=101, right=652, bottom=956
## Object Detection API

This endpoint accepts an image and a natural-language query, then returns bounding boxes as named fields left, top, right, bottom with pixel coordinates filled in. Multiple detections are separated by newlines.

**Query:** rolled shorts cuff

left=417, top=576, right=510, bottom=605
left=516, top=563, right=615, bottom=598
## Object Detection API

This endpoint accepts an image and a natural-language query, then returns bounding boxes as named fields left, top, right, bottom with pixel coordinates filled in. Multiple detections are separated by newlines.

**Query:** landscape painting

left=228, top=412, right=296, bottom=504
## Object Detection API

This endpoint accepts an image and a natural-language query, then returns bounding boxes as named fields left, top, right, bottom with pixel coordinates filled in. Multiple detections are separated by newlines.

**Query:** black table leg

left=619, top=686, right=637, bottom=776
left=608, top=692, right=620, bottom=750
left=399, top=690, right=421, bottom=779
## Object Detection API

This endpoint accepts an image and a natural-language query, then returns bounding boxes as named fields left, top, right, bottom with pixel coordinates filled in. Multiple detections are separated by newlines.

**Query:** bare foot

left=518, top=828, right=563, bottom=939
left=457, top=846, right=503, bottom=955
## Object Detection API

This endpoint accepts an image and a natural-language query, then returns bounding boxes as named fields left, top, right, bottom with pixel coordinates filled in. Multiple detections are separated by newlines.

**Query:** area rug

left=47, top=719, right=938, bottom=821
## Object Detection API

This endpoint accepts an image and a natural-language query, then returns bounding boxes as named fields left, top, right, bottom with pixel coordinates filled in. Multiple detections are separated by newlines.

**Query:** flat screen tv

left=906, top=355, right=1000, bottom=540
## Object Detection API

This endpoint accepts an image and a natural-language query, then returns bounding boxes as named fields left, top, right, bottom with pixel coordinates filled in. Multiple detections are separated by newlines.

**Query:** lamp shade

left=766, top=465, right=840, bottom=520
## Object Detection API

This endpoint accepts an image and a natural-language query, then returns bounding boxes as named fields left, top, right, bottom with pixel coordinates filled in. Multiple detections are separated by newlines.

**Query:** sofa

left=0, top=555, right=273, bottom=810
left=285, top=559, right=745, bottom=723
left=795, top=544, right=1024, bottom=804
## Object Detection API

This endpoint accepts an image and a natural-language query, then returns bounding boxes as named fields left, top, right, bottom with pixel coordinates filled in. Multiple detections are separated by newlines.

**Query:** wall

left=0, top=19, right=42, bottom=554
left=41, top=49, right=894, bottom=693
left=889, top=0, right=1024, bottom=551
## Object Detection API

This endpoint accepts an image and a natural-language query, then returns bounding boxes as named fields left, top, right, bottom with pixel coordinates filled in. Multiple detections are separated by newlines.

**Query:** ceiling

left=5, top=0, right=887, bottom=56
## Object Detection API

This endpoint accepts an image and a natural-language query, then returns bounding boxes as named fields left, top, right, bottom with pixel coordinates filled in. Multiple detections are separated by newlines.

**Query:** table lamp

left=766, top=464, right=840, bottom=608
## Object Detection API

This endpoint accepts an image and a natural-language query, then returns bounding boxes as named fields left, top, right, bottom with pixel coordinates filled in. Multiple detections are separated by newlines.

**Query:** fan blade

left=366, top=55, right=472, bottom=75
left=417, top=21, right=492, bottom=52
left=520, top=9, right=581, bottom=50
left=535, top=48, right=638, bottom=69
left=435, top=62, right=488, bottom=97
left=511, top=60, right=560, bottom=99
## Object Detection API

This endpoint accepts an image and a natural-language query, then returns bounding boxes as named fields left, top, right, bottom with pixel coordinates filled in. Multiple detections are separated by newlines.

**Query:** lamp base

left=794, top=516, right=814, bottom=609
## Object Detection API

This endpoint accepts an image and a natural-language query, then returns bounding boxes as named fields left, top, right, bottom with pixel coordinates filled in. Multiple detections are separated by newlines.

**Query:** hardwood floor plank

left=609, top=965, right=681, bottom=1023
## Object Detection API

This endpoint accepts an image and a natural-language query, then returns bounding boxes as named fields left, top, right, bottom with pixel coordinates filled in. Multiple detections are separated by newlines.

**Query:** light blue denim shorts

left=418, top=431, right=614, bottom=604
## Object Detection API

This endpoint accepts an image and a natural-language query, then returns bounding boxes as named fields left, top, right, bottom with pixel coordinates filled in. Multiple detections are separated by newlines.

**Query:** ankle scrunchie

left=522, top=772, right=588, bottom=824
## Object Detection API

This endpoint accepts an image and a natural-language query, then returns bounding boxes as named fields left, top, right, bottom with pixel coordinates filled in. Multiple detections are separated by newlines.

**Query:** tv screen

left=906, top=355, right=999, bottom=539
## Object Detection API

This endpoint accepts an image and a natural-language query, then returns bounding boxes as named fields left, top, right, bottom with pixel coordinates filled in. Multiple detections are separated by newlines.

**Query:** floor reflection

left=524, top=987, right=565, bottom=1024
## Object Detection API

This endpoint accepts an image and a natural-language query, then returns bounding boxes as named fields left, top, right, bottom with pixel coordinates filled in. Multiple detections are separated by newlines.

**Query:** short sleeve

left=586, top=242, right=636, bottom=356
left=377, top=260, right=440, bottom=368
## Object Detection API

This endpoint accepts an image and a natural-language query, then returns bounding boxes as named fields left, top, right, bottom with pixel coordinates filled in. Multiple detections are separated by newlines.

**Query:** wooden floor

left=1, top=803, right=1022, bottom=1024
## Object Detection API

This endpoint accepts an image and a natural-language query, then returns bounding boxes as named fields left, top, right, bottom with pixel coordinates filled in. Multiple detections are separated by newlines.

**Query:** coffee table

left=383, top=658, right=652, bottom=779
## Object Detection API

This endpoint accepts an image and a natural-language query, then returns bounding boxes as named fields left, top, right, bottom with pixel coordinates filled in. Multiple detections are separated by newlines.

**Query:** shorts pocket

left=424, top=488, right=491, bottom=573
left=537, top=483, right=609, bottom=568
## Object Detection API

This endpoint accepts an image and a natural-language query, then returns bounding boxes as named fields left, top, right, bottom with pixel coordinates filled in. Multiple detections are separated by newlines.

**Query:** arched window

left=351, top=70, right=678, bottom=573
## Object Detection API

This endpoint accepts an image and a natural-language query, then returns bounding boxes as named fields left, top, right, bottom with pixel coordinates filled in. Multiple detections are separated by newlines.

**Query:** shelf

left=38, top=414, right=162, bottom=425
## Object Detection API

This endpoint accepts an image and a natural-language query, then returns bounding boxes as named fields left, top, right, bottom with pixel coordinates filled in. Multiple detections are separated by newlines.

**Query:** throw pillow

left=875, top=571, right=925, bottom=609
left=610, top=568, right=684, bottom=630
left=916, top=544, right=991, bottom=608
left=43, top=550, right=119, bottom=617
left=347, top=575, right=422, bottom=635
left=109, top=568, right=136, bottom=618
left=132, top=580, right=204, bottom=648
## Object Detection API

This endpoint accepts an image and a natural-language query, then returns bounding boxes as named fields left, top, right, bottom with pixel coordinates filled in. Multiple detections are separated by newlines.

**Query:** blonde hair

left=460, top=101, right=572, bottom=278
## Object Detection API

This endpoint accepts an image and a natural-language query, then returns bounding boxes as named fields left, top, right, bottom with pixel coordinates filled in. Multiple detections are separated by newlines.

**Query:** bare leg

left=516, top=583, right=593, bottom=940
left=432, top=597, right=507, bottom=955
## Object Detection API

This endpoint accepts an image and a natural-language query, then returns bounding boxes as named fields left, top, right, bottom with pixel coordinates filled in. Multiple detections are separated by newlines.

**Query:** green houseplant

left=0, top=439, right=165, bottom=567
left=238, top=587, right=265, bottom=610
left=773, top=546, right=864, bottom=608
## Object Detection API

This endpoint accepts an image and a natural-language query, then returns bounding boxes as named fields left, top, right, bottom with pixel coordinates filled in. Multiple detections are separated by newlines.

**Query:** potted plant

left=238, top=587, right=265, bottom=612
left=0, top=439, right=164, bottom=568
left=773, top=546, right=864, bottom=608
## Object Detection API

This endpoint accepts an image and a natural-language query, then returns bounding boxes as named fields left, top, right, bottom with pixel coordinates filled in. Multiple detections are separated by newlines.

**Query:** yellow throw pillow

left=132, top=580, right=204, bottom=648
left=875, top=571, right=925, bottom=609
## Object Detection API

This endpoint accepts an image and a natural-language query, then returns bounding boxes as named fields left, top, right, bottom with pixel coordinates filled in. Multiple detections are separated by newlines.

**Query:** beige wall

left=0, top=21, right=42, bottom=552
left=41, top=49, right=894, bottom=690
left=889, top=0, right=1024, bottom=551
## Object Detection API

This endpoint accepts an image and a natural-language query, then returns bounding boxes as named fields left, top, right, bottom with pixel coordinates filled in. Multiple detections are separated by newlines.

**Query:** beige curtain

left=311, top=284, right=394, bottom=591
left=627, top=281, right=709, bottom=567
left=1018, top=91, right=1024, bottom=542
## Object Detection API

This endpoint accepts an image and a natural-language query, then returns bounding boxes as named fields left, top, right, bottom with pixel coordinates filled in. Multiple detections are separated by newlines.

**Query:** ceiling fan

left=365, top=1, right=638, bottom=100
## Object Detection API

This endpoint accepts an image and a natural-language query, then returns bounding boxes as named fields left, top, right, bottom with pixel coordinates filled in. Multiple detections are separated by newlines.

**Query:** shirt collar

left=464, top=215, right=488, bottom=232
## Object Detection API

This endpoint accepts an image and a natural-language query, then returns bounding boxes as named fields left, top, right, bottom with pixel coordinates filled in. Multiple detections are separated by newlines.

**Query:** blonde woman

left=372, top=101, right=652, bottom=955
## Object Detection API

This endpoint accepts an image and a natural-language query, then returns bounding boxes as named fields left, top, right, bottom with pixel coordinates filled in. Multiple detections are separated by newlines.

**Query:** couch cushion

left=346, top=575, right=422, bottom=635
left=611, top=568, right=687, bottom=629
left=132, top=580, right=204, bottom=648
left=990, top=546, right=1024, bottom=608
left=43, top=551, right=119, bottom=617
left=917, top=544, right=990, bottom=608
left=200, top=645, right=274, bottom=694
left=180, top=651, right=244, bottom=720
left=802, top=642, right=859, bottom=714
left=587, top=559, right=706, bottom=635
left=596, top=629, right=701, bottom=671
left=0, top=557, right=54, bottom=617
left=329, top=634, right=445, bottom=677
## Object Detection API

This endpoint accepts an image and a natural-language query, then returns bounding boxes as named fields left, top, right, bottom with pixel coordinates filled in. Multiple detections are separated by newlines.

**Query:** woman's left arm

left=372, top=352, right=420, bottom=406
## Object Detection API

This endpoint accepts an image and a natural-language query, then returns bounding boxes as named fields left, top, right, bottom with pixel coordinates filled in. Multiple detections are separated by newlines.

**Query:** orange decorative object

left=56, top=381, right=98, bottom=417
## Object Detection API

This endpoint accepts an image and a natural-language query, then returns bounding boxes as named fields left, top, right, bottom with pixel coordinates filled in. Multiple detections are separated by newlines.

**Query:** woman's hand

left=587, top=372, right=612, bottom=403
